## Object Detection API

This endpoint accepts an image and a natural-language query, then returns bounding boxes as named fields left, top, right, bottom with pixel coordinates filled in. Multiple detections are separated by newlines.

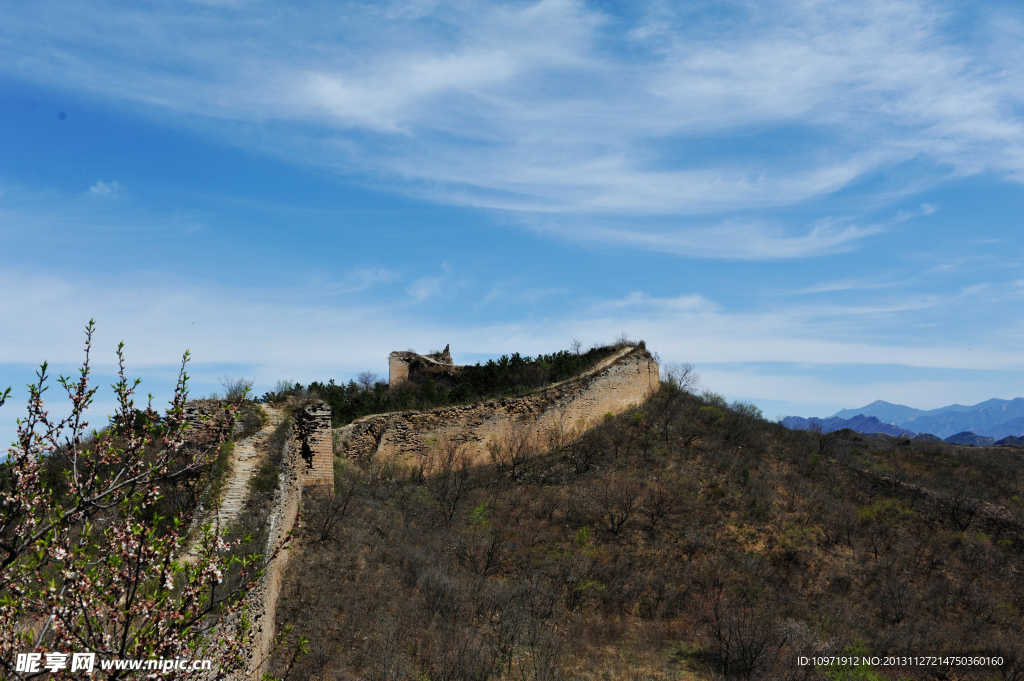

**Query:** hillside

left=269, top=382, right=1024, bottom=681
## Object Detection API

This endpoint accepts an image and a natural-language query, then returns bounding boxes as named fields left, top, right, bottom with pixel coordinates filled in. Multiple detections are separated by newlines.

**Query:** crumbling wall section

left=236, top=432, right=301, bottom=680
left=182, top=399, right=237, bottom=442
left=293, top=400, right=333, bottom=492
left=388, top=344, right=458, bottom=388
left=389, top=352, right=412, bottom=386
left=338, top=347, right=659, bottom=462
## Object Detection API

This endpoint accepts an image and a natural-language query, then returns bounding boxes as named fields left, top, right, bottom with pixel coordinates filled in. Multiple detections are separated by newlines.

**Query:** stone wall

left=337, top=346, right=659, bottom=463
left=293, top=400, right=334, bottom=492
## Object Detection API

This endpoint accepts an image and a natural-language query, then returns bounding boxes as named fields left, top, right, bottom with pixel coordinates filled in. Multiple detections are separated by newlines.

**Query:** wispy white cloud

left=406, top=263, right=452, bottom=302
left=570, top=217, right=884, bottom=259
left=88, top=180, right=122, bottom=196
left=783, top=276, right=906, bottom=296
left=407, top=277, right=444, bottom=302
left=481, top=284, right=568, bottom=305
left=311, top=268, right=400, bottom=295
left=3, top=0, right=1023, bottom=257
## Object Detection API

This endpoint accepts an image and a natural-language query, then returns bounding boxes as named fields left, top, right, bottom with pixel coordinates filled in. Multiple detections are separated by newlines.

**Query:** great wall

left=188, top=343, right=659, bottom=679
left=337, top=344, right=659, bottom=463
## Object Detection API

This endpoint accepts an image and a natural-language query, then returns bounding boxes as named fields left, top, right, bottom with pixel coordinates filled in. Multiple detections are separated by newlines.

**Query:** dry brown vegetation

left=270, top=383, right=1024, bottom=681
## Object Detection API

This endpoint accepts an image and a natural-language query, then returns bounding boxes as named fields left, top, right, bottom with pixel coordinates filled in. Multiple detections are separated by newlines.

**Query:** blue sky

left=3, top=0, right=1024, bottom=444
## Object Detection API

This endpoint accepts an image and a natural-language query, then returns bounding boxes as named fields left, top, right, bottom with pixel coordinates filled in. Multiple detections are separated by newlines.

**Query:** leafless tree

left=944, top=482, right=980, bottom=531
left=642, top=482, right=679, bottom=534
left=488, top=426, right=537, bottom=482
left=590, top=475, right=642, bottom=535
left=357, top=370, right=379, bottom=392
left=423, top=437, right=472, bottom=523
left=664, top=362, right=700, bottom=394
left=809, top=422, right=840, bottom=460
left=544, top=411, right=581, bottom=454
left=564, top=435, right=599, bottom=477
left=306, top=469, right=362, bottom=544
left=697, top=588, right=787, bottom=680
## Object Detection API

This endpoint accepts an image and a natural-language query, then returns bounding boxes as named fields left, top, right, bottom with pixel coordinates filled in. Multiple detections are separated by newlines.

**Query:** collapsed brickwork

left=292, top=400, right=334, bottom=492
left=388, top=344, right=457, bottom=387
left=337, top=346, right=659, bottom=463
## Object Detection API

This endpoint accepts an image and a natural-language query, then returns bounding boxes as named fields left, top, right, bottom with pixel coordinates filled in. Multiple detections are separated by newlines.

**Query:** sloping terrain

left=270, top=385, right=1024, bottom=681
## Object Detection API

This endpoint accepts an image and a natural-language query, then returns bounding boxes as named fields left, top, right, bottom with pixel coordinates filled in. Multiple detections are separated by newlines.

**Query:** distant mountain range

left=782, top=397, right=1024, bottom=442
left=781, top=414, right=912, bottom=437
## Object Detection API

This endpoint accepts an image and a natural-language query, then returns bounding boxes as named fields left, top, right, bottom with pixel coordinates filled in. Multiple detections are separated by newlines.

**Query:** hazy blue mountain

left=781, top=414, right=914, bottom=437
left=831, top=400, right=928, bottom=423
left=944, top=431, right=995, bottom=446
left=828, top=398, right=1024, bottom=438
left=996, top=435, right=1024, bottom=446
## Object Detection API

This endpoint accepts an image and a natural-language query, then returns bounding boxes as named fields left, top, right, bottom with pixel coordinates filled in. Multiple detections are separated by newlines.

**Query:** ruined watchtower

left=389, top=343, right=459, bottom=388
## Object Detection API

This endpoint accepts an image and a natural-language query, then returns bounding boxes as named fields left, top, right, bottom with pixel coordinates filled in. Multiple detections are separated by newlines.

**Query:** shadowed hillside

left=270, top=382, right=1024, bottom=681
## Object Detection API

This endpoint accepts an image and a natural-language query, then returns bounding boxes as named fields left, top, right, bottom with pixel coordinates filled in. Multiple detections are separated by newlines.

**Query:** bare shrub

left=590, top=475, right=642, bottom=536
left=543, top=411, right=582, bottom=454
left=423, top=436, right=472, bottom=523
left=488, top=425, right=538, bottom=482
left=642, top=482, right=679, bottom=534
left=305, top=467, right=362, bottom=544
left=697, top=587, right=787, bottom=680
left=357, top=370, right=378, bottom=392
left=564, top=433, right=600, bottom=477
left=220, top=374, right=254, bottom=402
left=944, top=482, right=980, bottom=531
left=663, top=362, right=700, bottom=394
left=809, top=422, right=840, bottom=460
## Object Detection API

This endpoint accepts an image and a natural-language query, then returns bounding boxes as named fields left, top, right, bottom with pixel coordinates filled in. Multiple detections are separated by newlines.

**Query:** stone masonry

left=338, top=346, right=659, bottom=463
left=389, top=344, right=457, bottom=387
left=182, top=399, right=236, bottom=442
left=292, top=400, right=334, bottom=492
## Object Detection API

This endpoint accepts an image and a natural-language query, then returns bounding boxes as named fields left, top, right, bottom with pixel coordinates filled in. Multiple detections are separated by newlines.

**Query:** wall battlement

left=337, top=346, right=659, bottom=462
